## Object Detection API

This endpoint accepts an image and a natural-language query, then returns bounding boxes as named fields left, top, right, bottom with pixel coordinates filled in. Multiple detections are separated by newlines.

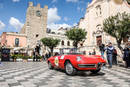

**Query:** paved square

left=0, top=62, right=130, bottom=87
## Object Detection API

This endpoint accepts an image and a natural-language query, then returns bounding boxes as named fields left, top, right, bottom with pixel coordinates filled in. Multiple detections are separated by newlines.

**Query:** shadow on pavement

left=76, top=71, right=105, bottom=77
left=54, top=69, right=105, bottom=77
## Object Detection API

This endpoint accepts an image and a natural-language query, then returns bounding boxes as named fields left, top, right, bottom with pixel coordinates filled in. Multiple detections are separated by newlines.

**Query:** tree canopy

left=66, top=28, right=87, bottom=48
left=41, top=37, right=60, bottom=55
left=103, top=12, right=130, bottom=51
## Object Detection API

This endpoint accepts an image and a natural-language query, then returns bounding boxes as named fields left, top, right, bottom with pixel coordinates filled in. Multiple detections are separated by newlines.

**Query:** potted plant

left=11, top=54, right=17, bottom=62
left=39, top=56, right=43, bottom=62
left=16, top=54, right=23, bottom=62
left=22, top=55, right=28, bottom=62
left=28, top=56, right=33, bottom=62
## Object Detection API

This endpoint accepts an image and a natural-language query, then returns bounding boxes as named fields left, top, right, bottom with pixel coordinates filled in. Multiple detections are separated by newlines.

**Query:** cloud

left=66, top=0, right=78, bottom=3
left=0, top=20, right=5, bottom=30
left=52, top=0, right=57, bottom=3
left=47, top=23, right=71, bottom=30
left=9, top=17, right=23, bottom=30
left=64, top=17, right=69, bottom=21
left=12, top=0, right=20, bottom=2
left=48, top=7, right=61, bottom=24
left=73, top=23, right=77, bottom=26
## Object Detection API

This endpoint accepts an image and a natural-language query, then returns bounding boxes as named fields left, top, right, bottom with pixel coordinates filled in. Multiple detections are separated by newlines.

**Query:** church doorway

left=96, top=36, right=102, bottom=46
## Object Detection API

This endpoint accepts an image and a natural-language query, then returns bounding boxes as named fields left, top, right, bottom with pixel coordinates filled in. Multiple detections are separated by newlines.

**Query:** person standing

left=129, top=45, right=130, bottom=68
left=42, top=55, right=45, bottom=61
left=99, top=44, right=105, bottom=59
left=123, top=43, right=130, bottom=68
left=89, top=51, right=91, bottom=55
left=92, top=49, right=96, bottom=55
left=33, top=50, right=36, bottom=62
left=106, top=42, right=114, bottom=68
left=112, top=48, right=117, bottom=65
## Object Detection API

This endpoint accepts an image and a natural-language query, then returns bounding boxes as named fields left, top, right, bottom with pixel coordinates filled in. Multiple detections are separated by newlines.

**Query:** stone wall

left=20, top=2, right=48, bottom=49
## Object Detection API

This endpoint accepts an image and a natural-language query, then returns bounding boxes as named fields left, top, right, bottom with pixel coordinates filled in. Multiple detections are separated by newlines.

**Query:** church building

left=78, top=0, right=130, bottom=55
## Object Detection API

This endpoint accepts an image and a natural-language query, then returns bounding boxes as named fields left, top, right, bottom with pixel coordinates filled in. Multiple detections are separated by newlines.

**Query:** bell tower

left=20, top=2, right=48, bottom=48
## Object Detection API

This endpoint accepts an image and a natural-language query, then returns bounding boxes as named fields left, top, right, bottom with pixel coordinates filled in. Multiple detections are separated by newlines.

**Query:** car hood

left=79, top=55, right=105, bottom=64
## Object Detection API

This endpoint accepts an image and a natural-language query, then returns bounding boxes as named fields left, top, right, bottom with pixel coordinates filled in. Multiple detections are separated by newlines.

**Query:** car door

left=58, top=55, right=65, bottom=69
left=52, top=55, right=65, bottom=69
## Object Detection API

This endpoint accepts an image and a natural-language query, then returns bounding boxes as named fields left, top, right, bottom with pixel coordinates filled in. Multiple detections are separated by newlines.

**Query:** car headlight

left=76, top=56, right=82, bottom=61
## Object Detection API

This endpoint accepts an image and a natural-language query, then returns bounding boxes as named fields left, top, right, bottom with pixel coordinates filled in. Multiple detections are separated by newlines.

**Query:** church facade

left=78, top=0, right=130, bottom=55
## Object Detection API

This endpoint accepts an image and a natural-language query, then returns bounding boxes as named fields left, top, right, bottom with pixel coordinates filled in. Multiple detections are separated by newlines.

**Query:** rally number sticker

left=54, top=57, right=59, bottom=66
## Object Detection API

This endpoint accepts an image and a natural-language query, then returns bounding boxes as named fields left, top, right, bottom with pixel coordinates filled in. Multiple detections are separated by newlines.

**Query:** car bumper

left=74, top=63, right=106, bottom=71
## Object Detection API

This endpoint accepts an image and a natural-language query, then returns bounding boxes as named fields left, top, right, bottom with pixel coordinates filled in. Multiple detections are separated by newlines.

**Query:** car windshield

left=59, top=48, right=84, bottom=55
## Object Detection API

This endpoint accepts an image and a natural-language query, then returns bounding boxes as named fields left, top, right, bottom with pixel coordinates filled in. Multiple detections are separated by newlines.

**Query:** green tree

left=41, top=38, right=60, bottom=56
left=66, top=28, right=87, bottom=48
left=103, top=12, right=130, bottom=51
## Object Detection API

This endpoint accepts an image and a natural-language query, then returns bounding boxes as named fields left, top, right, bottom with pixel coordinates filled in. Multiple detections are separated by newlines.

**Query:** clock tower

left=20, top=2, right=48, bottom=48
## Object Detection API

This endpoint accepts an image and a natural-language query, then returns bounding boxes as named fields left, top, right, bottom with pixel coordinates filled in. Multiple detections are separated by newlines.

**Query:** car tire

left=65, top=61, right=77, bottom=76
left=48, top=62, right=54, bottom=69
left=90, top=69, right=101, bottom=74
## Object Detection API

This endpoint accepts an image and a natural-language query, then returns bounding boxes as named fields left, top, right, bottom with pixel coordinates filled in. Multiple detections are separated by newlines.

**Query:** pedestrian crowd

left=98, top=42, right=130, bottom=68
left=31, top=41, right=130, bottom=69
left=33, top=51, right=51, bottom=61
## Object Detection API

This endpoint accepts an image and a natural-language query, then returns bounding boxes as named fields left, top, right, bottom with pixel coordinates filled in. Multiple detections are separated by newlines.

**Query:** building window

left=51, top=32, right=55, bottom=34
left=96, top=36, right=102, bottom=46
left=96, top=24, right=102, bottom=30
left=15, top=38, right=19, bottom=47
left=61, top=41, right=64, bottom=46
left=126, top=0, right=130, bottom=5
left=36, top=34, right=39, bottom=37
left=80, top=44, right=83, bottom=46
left=67, top=41, right=70, bottom=46
left=96, top=5, right=101, bottom=17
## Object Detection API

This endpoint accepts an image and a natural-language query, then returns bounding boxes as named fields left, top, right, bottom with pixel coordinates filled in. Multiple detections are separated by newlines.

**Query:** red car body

left=47, top=54, right=106, bottom=75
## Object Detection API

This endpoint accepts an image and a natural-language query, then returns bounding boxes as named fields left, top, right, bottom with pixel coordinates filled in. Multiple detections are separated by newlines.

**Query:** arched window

left=67, top=41, right=70, bottom=46
left=96, top=5, right=101, bottom=17
left=61, top=40, right=64, bottom=46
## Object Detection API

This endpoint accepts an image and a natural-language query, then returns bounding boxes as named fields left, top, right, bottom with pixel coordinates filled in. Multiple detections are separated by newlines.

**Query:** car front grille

left=78, top=64, right=96, bottom=68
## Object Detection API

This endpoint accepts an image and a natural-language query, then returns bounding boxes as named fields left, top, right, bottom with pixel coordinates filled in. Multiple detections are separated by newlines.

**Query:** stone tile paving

left=0, top=62, right=130, bottom=87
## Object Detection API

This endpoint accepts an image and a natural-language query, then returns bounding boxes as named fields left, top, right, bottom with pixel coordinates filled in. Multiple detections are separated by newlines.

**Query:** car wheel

left=48, top=62, right=53, bottom=69
left=65, top=61, right=77, bottom=76
left=90, top=69, right=101, bottom=74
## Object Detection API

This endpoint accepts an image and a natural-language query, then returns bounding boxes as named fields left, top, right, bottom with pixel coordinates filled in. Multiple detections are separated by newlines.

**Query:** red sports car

left=47, top=48, right=106, bottom=75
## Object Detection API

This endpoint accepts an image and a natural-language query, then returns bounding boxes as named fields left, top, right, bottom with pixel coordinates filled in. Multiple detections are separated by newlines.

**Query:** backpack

left=113, top=49, right=117, bottom=54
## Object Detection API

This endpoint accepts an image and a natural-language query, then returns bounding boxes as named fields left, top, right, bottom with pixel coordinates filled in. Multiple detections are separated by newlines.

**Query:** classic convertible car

left=47, top=48, right=106, bottom=75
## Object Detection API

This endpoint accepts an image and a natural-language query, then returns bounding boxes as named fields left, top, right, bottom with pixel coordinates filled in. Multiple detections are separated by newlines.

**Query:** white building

left=78, top=0, right=130, bottom=55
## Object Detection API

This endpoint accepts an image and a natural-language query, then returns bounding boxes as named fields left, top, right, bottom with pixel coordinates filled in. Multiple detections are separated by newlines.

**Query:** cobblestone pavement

left=0, top=62, right=130, bottom=87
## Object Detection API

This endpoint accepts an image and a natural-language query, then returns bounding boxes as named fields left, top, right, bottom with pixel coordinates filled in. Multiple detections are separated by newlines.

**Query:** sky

left=0, top=0, right=91, bottom=35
